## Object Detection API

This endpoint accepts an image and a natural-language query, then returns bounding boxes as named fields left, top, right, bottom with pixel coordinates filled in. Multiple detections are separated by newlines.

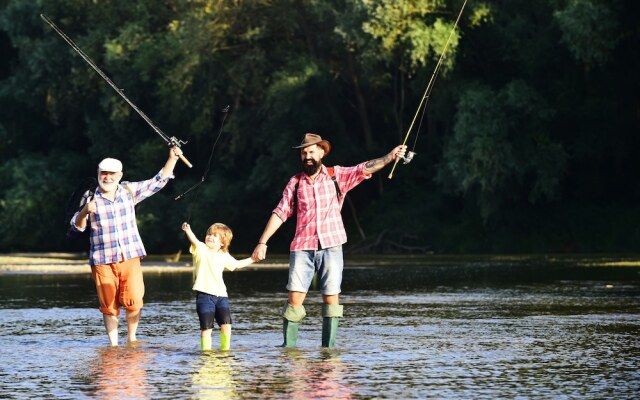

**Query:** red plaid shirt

left=71, top=171, right=172, bottom=266
left=273, top=163, right=371, bottom=251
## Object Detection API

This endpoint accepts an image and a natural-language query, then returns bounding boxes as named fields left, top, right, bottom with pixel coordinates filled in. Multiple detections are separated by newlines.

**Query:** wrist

left=258, top=242, right=267, bottom=246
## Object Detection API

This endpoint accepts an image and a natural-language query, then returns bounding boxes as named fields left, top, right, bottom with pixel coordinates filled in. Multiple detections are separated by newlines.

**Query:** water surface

left=0, top=263, right=638, bottom=399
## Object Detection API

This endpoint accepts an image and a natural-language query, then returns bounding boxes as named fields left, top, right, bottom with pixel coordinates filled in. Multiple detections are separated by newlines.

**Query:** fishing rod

left=175, top=105, right=230, bottom=201
left=40, top=14, right=193, bottom=168
left=388, top=0, right=468, bottom=179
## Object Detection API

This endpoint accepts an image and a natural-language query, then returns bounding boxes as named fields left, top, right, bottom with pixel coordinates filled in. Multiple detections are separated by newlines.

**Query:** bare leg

left=126, top=309, right=141, bottom=343
left=322, top=294, right=339, bottom=305
left=288, top=291, right=307, bottom=306
left=103, top=314, right=119, bottom=346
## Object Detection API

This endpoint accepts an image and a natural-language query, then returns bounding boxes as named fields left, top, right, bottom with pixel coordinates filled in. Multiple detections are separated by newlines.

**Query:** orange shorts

left=91, top=257, right=145, bottom=316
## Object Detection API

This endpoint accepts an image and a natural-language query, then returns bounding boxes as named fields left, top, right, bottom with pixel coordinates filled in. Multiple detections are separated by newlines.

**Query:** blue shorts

left=195, top=292, right=232, bottom=330
left=287, top=245, right=343, bottom=295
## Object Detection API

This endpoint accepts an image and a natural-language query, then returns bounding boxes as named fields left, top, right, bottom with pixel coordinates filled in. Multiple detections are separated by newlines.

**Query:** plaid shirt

left=70, top=171, right=172, bottom=266
left=273, top=163, right=371, bottom=251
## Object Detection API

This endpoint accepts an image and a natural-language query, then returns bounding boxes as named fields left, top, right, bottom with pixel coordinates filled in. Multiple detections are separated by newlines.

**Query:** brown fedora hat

left=292, top=133, right=331, bottom=155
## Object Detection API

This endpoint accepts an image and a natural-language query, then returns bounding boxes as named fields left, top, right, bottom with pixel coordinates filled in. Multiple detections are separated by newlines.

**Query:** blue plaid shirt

left=70, top=171, right=172, bottom=266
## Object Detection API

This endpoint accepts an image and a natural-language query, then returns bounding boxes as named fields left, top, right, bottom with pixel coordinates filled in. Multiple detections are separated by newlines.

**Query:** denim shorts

left=195, top=292, right=232, bottom=330
left=287, top=245, right=343, bottom=295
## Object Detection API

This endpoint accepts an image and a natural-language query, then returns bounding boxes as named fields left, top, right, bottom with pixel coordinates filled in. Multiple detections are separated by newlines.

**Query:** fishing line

left=40, top=14, right=193, bottom=168
left=175, top=106, right=230, bottom=201
left=388, top=0, right=468, bottom=179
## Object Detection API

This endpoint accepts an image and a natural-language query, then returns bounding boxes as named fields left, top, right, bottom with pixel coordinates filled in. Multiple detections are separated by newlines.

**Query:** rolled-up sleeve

left=124, top=170, right=172, bottom=204
left=69, top=212, right=86, bottom=232
left=273, top=176, right=299, bottom=223
left=335, top=162, right=371, bottom=193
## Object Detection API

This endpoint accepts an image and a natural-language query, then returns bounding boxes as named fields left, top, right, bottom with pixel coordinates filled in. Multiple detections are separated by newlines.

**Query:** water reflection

left=192, top=352, right=239, bottom=399
left=88, top=345, right=151, bottom=399
left=277, top=349, right=355, bottom=399
left=1, top=264, right=639, bottom=399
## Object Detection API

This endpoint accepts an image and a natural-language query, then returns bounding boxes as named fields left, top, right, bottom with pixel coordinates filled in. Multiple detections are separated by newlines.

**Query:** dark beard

left=302, top=158, right=322, bottom=176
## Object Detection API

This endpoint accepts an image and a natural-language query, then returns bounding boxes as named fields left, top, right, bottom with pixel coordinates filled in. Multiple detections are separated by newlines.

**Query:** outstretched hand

left=389, top=145, right=408, bottom=161
left=169, top=146, right=183, bottom=160
left=181, top=222, right=191, bottom=233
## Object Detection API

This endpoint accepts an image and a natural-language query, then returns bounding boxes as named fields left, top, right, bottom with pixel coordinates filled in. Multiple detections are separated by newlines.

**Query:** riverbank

left=0, top=252, right=285, bottom=274
left=2, top=252, right=640, bottom=275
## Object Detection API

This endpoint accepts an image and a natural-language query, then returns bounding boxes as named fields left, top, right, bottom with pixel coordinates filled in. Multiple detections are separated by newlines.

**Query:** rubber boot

left=220, top=332, right=231, bottom=351
left=282, top=303, right=306, bottom=348
left=201, top=335, right=212, bottom=351
left=321, top=304, right=343, bottom=348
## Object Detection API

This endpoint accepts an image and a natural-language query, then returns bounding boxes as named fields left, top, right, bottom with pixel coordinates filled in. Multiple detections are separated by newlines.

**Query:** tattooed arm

left=364, top=145, right=407, bottom=174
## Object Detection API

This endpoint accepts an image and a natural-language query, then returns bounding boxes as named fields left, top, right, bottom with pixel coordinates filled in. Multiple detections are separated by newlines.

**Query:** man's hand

left=364, top=145, right=408, bottom=174
left=389, top=145, right=408, bottom=161
left=170, top=146, right=183, bottom=160
left=83, top=195, right=96, bottom=215
left=252, top=243, right=268, bottom=262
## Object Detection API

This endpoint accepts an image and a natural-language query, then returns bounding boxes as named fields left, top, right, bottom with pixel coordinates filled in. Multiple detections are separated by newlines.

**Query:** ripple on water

left=0, top=276, right=638, bottom=399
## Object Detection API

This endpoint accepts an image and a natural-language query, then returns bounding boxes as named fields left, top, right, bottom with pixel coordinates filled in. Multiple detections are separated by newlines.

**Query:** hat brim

left=292, top=140, right=331, bottom=155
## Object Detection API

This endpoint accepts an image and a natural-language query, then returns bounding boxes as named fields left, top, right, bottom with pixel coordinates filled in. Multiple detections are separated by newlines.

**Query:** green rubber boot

left=282, top=303, right=306, bottom=348
left=321, top=304, right=343, bottom=348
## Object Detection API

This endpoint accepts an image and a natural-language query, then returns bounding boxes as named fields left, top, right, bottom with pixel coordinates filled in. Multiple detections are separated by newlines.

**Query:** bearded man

left=71, top=146, right=183, bottom=346
left=252, top=133, right=406, bottom=348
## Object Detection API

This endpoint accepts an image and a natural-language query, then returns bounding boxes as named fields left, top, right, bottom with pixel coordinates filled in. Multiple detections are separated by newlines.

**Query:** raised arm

left=252, top=213, right=285, bottom=261
left=363, top=145, right=407, bottom=174
left=181, top=222, right=199, bottom=246
left=161, top=146, right=184, bottom=180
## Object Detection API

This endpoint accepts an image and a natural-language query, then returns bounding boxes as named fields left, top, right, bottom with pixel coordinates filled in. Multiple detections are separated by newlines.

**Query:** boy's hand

left=181, top=222, right=191, bottom=232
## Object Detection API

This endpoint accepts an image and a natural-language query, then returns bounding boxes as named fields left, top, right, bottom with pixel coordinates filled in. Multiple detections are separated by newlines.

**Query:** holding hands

left=252, top=243, right=267, bottom=262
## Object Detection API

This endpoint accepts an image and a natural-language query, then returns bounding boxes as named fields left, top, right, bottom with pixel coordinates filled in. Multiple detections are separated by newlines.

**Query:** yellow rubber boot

left=201, top=335, right=212, bottom=350
left=220, top=332, right=231, bottom=351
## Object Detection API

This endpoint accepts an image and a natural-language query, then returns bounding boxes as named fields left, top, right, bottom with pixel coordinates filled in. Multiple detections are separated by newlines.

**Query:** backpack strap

left=292, top=173, right=302, bottom=212
left=326, top=167, right=343, bottom=199
left=292, top=168, right=342, bottom=213
left=123, top=185, right=135, bottom=201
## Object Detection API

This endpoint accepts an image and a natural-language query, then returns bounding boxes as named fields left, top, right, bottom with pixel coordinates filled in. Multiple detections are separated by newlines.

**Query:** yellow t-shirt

left=190, top=241, right=239, bottom=297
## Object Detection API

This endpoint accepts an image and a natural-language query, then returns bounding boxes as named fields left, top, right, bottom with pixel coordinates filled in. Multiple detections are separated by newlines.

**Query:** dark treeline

left=1, top=0, right=638, bottom=254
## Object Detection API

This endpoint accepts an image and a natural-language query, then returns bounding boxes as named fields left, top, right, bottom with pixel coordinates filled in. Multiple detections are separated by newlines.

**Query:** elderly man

left=252, top=133, right=406, bottom=348
left=71, top=146, right=183, bottom=346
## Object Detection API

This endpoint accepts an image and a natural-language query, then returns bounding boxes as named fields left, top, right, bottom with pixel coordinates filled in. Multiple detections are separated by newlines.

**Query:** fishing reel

left=400, top=151, right=416, bottom=165
left=169, top=136, right=188, bottom=147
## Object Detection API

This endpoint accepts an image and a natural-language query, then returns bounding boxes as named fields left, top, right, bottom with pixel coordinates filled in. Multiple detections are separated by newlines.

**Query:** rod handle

left=179, top=153, right=193, bottom=168
left=387, top=158, right=400, bottom=179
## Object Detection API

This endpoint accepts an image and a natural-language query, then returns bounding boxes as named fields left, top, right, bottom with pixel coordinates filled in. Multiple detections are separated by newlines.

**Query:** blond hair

left=206, top=223, right=233, bottom=252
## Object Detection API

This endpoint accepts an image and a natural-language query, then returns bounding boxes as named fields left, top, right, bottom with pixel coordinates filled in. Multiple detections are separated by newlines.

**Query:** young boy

left=182, top=222, right=257, bottom=350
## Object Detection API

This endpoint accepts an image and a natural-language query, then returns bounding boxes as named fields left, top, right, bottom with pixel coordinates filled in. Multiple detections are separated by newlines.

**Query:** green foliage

left=437, top=80, right=567, bottom=220
left=0, top=0, right=638, bottom=254
left=554, top=0, right=620, bottom=69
